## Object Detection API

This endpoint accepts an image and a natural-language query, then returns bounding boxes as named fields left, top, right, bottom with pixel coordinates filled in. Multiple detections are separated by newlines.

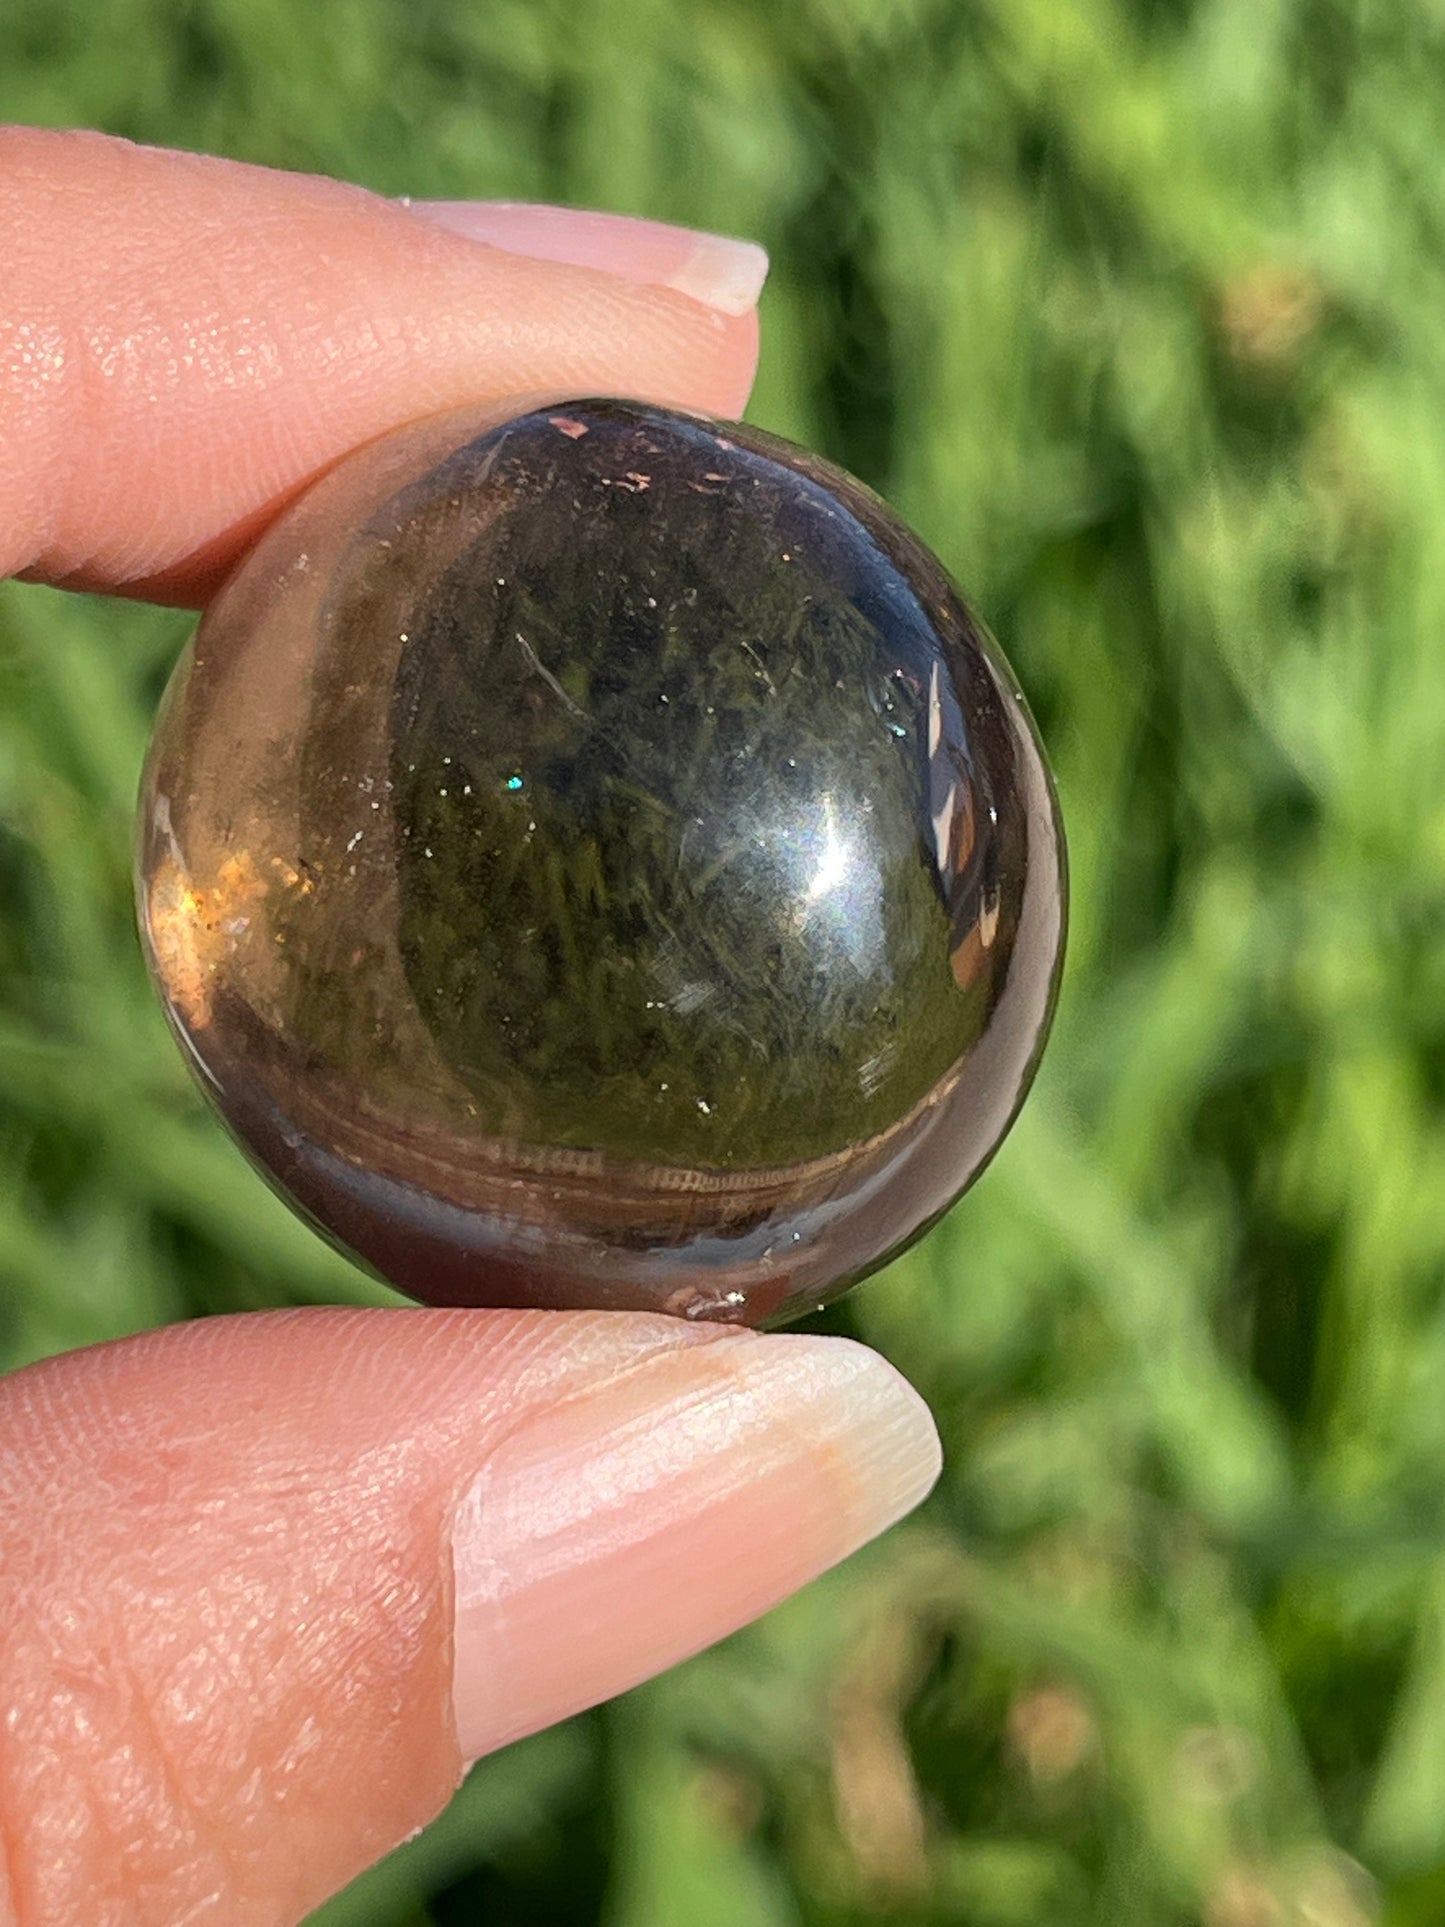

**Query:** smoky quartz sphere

left=137, top=400, right=1066, bottom=1326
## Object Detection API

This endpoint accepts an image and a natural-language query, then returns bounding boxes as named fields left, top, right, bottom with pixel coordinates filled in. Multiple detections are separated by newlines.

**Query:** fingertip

left=716, top=296, right=762, bottom=417
left=0, top=130, right=766, bottom=599
left=450, top=1327, right=939, bottom=1762
left=0, top=1310, right=934, bottom=1923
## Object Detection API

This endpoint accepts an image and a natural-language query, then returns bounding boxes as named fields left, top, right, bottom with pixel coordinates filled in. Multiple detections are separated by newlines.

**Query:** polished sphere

left=137, top=399, right=1066, bottom=1325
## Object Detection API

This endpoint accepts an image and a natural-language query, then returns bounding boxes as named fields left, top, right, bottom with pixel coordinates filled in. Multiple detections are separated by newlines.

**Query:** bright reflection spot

left=806, top=796, right=851, bottom=900
left=777, top=792, right=887, bottom=977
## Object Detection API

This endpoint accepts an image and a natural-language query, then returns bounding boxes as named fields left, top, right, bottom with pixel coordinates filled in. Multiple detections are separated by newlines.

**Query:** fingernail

left=408, top=199, right=769, bottom=317
left=450, top=1333, right=940, bottom=1762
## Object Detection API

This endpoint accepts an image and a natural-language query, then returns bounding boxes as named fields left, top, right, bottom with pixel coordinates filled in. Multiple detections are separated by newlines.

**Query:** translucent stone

left=137, top=400, right=1066, bottom=1325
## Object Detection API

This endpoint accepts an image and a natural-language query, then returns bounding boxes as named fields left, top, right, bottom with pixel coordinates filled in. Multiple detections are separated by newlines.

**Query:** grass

left=3, top=0, right=1444, bottom=1921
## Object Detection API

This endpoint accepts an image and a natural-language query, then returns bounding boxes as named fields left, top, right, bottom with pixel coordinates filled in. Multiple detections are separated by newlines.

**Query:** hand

left=0, top=129, right=940, bottom=1927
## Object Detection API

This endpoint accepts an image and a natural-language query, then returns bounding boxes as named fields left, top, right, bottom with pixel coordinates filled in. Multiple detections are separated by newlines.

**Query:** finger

left=0, top=1307, right=938, bottom=1927
left=0, top=128, right=765, bottom=604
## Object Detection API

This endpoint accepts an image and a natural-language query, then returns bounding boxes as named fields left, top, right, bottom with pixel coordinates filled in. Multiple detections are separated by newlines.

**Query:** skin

left=0, top=129, right=941, bottom=1927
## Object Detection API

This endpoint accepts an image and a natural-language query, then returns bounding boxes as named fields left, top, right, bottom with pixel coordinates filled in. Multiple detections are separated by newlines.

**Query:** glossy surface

left=137, top=400, right=1066, bottom=1324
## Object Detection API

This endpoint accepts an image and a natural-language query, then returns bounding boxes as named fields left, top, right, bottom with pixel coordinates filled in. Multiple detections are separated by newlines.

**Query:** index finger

left=0, top=128, right=763, bottom=605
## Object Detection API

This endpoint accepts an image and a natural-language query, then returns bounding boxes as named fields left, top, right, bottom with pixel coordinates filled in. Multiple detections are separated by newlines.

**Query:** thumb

left=0, top=127, right=764, bottom=603
left=0, top=1307, right=938, bottom=1927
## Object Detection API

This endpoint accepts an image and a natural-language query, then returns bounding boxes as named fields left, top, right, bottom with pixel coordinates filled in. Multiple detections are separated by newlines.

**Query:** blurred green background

left=3, top=1, right=1443, bottom=1922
